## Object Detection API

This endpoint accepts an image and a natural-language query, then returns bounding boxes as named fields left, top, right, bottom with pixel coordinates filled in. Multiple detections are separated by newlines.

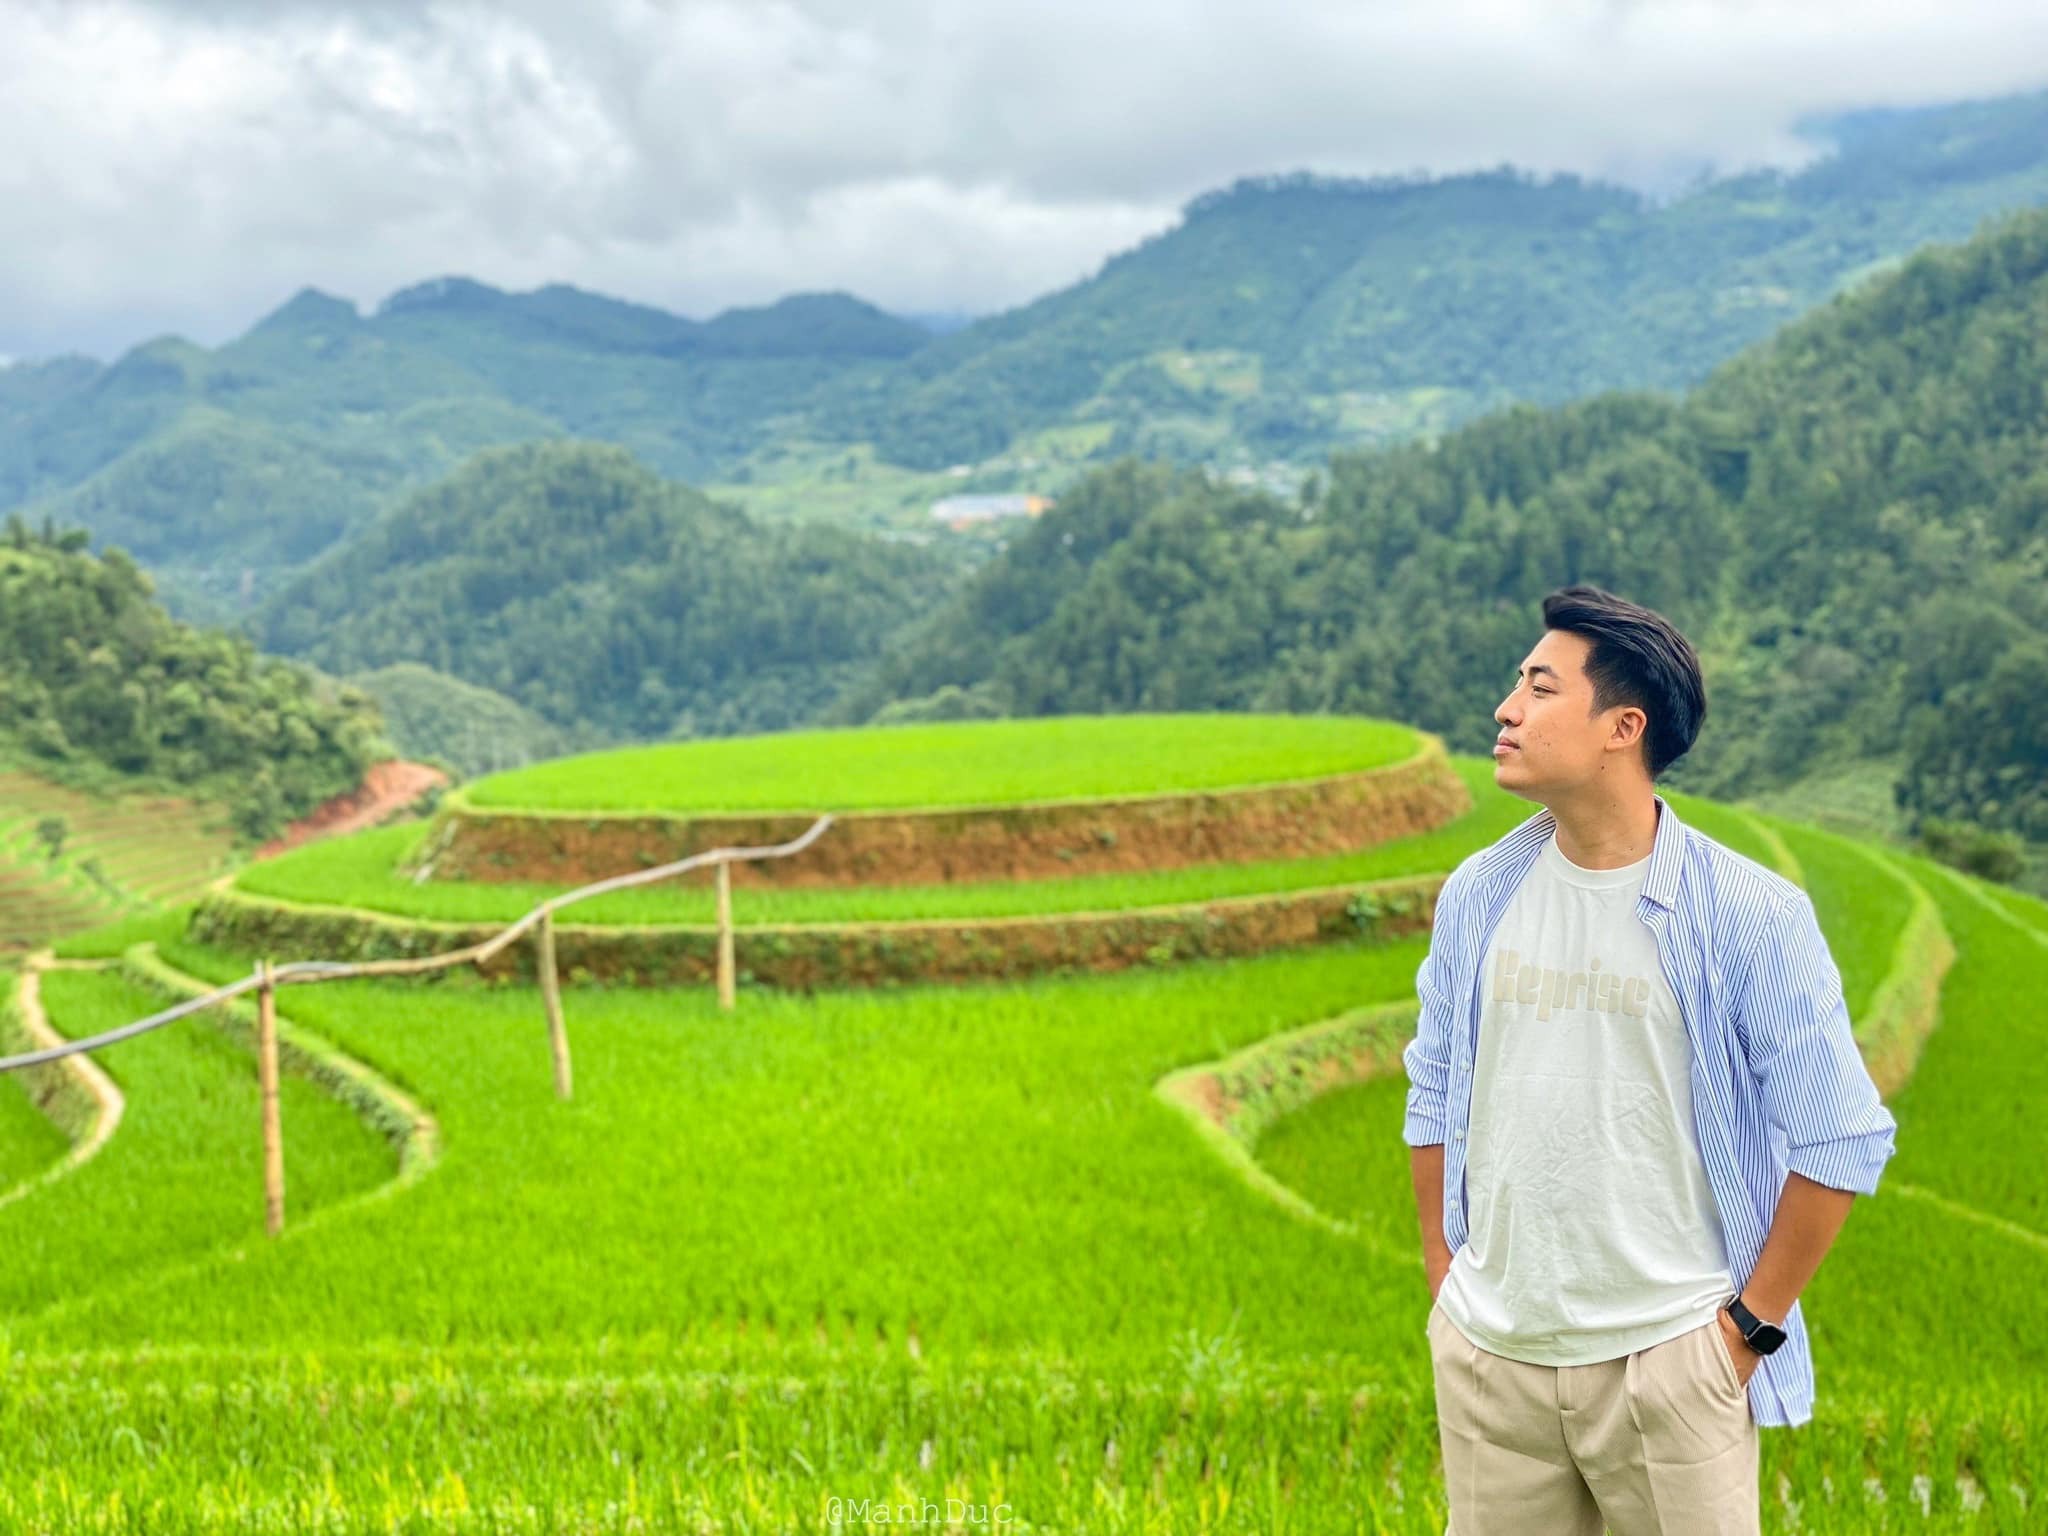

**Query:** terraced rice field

left=1, top=715, right=2041, bottom=1532
left=0, top=768, right=236, bottom=957
left=228, top=773, right=1510, bottom=928
left=459, top=713, right=1417, bottom=812
left=0, top=853, right=116, bottom=960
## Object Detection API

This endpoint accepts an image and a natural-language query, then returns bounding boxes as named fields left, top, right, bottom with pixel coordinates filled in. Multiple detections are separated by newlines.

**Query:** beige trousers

left=1427, top=1299, right=1760, bottom=1536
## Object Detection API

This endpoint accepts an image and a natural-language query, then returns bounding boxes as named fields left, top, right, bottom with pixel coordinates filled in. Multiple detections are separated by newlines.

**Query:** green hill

left=7, top=90, right=2048, bottom=613
left=0, top=516, right=388, bottom=839
left=344, top=662, right=583, bottom=781
left=255, top=440, right=962, bottom=743
left=0, top=515, right=392, bottom=952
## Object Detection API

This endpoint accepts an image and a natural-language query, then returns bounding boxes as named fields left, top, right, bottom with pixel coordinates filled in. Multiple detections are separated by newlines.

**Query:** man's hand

left=1714, top=1306, right=1762, bottom=1389
left=1411, top=1144, right=1453, bottom=1306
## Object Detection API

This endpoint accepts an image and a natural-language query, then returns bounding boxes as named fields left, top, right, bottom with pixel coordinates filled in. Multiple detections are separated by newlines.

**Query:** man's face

left=1492, top=630, right=1641, bottom=794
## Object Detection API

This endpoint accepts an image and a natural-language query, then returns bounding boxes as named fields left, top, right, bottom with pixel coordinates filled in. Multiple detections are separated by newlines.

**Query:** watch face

left=1751, top=1323, right=1788, bottom=1354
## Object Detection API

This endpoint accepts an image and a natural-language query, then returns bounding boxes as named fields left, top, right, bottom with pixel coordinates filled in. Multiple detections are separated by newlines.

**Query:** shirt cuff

left=1403, top=1101, right=1448, bottom=1147
left=1786, top=1127, right=1896, bottom=1196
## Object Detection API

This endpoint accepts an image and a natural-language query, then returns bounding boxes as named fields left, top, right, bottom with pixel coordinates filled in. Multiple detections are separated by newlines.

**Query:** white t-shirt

left=1434, top=827, right=1735, bottom=1366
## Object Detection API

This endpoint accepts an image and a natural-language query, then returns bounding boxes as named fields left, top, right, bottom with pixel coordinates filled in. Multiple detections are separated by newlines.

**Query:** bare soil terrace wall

left=407, top=736, right=1469, bottom=890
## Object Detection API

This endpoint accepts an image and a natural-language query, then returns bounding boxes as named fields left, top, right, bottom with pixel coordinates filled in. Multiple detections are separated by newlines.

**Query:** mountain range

left=5, top=89, right=2048, bottom=621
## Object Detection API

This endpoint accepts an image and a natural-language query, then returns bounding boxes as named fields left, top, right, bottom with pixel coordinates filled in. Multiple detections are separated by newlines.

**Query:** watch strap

left=1725, top=1293, right=1785, bottom=1354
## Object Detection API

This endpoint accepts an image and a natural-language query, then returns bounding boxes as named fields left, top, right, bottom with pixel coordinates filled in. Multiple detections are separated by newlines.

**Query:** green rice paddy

left=459, top=713, right=1417, bottom=813
left=2, top=721, right=2041, bottom=1531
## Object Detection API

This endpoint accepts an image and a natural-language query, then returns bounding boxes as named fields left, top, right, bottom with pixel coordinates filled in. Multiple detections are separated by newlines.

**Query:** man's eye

left=1533, top=687, right=1553, bottom=696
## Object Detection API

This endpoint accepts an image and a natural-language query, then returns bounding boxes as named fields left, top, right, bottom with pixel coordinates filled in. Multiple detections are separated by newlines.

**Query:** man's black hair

left=1540, top=584, right=1707, bottom=782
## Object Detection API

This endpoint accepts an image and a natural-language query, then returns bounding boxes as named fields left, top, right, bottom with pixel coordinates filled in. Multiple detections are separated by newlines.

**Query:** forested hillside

left=256, top=441, right=964, bottom=743
left=828, top=205, right=2048, bottom=857
left=0, top=518, right=388, bottom=839
left=4, top=90, right=2046, bottom=617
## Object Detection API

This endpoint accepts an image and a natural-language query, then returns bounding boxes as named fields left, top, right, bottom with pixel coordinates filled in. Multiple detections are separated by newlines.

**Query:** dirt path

left=255, top=760, right=449, bottom=861
left=0, top=954, right=124, bottom=1213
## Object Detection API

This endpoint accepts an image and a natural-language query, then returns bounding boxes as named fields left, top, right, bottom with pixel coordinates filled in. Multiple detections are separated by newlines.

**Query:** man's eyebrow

left=1514, top=663, right=1563, bottom=683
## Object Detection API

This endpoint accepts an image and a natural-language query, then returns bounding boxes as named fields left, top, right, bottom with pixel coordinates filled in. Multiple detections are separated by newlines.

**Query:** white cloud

left=4, top=0, right=2048, bottom=361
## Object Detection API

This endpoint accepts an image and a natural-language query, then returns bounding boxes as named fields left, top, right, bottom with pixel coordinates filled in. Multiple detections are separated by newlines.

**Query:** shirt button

left=1454, top=1128, right=1464, bottom=1139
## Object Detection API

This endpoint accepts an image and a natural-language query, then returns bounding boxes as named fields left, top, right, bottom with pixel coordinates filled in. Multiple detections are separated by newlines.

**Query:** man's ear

left=1604, top=706, right=1645, bottom=749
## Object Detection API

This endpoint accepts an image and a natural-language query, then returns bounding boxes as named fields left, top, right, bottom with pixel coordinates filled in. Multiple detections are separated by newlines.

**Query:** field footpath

left=1883, top=858, right=2048, bottom=1254
left=1851, top=841, right=1955, bottom=1099
left=0, top=953, right=123, bottom=1212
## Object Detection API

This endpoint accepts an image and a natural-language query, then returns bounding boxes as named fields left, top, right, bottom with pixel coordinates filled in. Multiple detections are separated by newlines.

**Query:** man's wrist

left=1731, top=1287, right=1788, bottom=1327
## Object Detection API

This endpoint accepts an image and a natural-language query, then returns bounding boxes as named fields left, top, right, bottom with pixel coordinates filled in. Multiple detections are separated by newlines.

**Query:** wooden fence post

left=716, top=856, right=736, bottom=1011
left=257, top=957, right=285, bottom=1236
left=538, top=910, right=572, bottom=1099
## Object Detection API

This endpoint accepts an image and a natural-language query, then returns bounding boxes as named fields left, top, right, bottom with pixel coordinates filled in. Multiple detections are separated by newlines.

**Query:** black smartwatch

left=1725, top=1294, right=1787, bottom=1356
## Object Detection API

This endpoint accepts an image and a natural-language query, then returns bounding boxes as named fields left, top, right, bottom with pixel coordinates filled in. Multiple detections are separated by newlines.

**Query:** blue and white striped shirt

left=1402, top=791, right=1899, bottom=1428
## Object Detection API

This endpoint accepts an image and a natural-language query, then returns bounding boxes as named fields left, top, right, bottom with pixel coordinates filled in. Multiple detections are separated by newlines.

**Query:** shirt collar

left=1482, top=790, right=1687, bottom=914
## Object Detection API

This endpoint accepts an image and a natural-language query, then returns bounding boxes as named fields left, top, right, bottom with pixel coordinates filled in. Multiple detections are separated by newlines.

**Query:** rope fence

left=1, top=813, right=834, bottom=1234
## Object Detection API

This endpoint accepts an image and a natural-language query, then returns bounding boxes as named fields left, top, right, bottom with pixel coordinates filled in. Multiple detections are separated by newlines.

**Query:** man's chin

left=1493, top=758, right=1539, bottom=795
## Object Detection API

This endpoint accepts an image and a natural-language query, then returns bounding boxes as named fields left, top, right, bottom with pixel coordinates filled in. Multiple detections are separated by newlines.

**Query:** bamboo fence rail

left=1, top=814, right=834, bottom=1233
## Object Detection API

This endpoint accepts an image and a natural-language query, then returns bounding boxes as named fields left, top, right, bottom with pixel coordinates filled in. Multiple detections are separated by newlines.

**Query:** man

left=1403, top=584, right=1899, bottom=1536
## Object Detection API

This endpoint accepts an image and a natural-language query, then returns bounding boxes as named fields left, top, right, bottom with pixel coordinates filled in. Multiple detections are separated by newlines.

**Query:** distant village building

left=929, top=493, right=1055, bottom=531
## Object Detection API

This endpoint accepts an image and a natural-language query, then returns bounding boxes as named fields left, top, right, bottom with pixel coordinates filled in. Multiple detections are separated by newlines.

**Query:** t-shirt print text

left=1491, top=948, right=1652, bottom=1023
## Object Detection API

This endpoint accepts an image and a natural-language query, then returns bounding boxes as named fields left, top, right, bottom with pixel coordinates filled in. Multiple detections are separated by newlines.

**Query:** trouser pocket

left=1701, top=1316, right=1747, bottom=1402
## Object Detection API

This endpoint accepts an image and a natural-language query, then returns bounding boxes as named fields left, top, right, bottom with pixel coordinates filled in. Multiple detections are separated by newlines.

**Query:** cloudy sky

left=6, top=0, right=2048, bottom=364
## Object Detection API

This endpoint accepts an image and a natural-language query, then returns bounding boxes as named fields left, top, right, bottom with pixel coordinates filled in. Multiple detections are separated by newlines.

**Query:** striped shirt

left=1402, top=790, right=1900, bottom=1428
